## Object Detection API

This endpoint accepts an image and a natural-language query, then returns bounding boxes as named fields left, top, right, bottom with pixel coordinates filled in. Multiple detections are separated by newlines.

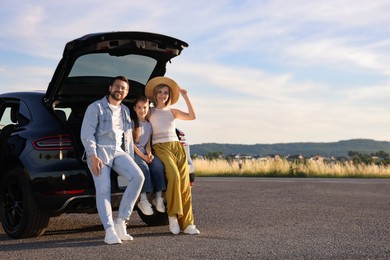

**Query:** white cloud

left=283, top=38, right=390, bottom=75
left=170, top=60, right=390, bottom=144
left=0, top=64, right=53, bottom=92
left=1, top=0, right=390, bottom=144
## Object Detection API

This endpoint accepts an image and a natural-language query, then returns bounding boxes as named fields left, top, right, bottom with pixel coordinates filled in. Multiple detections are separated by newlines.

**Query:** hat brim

left=145, top=76, right=180, bottom=105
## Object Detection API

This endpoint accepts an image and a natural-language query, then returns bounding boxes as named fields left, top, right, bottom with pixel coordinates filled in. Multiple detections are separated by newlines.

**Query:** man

left=81, top=76, right=144, bottom=244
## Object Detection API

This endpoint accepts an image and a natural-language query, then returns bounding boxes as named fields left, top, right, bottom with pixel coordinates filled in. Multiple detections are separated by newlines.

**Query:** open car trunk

left=45, top=32, right=188, bottom=161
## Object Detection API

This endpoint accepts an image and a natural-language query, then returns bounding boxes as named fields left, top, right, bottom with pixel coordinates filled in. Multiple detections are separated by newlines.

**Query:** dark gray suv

left=0, top=32, right=194, bottom=238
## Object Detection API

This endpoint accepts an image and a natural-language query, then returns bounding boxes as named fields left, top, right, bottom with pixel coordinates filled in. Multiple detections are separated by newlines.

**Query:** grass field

left=193, top=158, right=390, bottom=178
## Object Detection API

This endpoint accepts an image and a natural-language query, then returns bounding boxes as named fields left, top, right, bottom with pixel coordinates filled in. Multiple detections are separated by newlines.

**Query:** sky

left=1, top=0, right=390, bottom=145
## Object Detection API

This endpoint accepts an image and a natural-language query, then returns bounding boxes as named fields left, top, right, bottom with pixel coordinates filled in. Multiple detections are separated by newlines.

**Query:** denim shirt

left=80, top=96, right=134, bottom=166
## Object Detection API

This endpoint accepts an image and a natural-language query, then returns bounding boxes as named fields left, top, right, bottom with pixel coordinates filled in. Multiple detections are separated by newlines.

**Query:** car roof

left=0, top=91, right=45, bottom=99
left=0, top=91, right=56, bottom=126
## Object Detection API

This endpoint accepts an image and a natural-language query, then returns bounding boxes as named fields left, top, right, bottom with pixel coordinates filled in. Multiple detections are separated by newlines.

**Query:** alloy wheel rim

left=2, top=176, right=24, bottom=231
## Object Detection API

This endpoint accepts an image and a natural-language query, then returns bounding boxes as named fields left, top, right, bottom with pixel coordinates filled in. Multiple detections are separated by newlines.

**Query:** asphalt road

left=1, top=177, right=389, bottom=259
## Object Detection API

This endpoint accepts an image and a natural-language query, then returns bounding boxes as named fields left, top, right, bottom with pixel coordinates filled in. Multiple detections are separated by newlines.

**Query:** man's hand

left=89, top=155, right=104, bottom=176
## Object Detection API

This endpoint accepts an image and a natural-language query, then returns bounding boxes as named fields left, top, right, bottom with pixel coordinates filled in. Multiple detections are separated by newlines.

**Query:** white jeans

left=90, top=150, right=144, bottom=230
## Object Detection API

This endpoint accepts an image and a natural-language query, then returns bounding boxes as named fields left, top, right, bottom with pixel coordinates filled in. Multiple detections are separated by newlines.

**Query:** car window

left=68, top=53, right=157, bottom=84
left=0, top=107, right=14, bottom=129
left=54, top=108, right=71, bottom=121
left=0, top=100, right=22, bottom=129
left=0, top=100, right=32, bottom=129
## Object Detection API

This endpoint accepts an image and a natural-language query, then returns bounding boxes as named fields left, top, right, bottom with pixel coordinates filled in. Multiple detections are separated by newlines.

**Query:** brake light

left=176, top=129, right=187, bottom=142
left=42, top=189, right=85, bottom=195
left=32, top=134, right=74, bottom=150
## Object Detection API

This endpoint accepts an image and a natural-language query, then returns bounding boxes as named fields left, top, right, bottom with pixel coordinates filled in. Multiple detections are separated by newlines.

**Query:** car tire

left=136, top=206, right=168, bottom=226
left=0, top=167, right=50, bottom=238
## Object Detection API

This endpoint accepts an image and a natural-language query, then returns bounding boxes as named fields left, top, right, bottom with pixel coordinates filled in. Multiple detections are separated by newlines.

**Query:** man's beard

left=110, top=91, right=124, bottom=101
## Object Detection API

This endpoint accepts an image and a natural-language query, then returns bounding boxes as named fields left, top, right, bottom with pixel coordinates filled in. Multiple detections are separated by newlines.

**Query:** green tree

left=204, top=151, right=223, bottom=160
left=372, top=150, right=389, bottom=159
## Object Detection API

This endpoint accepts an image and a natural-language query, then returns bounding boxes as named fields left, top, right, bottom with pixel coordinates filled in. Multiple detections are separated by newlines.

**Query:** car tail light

left=42, top=190, right=85, bottom=195
left=176, top=129, right=187, bottom=142
left=32, top=134, right=74, bottom=150
left=42, top=190, right=85, bottom=196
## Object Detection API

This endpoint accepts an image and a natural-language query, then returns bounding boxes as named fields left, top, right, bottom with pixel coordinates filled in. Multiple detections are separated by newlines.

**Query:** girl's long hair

left=133, top=96, right=149, bottom=143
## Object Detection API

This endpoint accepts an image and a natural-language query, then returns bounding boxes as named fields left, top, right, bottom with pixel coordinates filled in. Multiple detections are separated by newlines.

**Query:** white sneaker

left=104, top=227, right=122, bottom=244
left=183, top=224, right=200, bottom=235
left=152, top=197, right=165, bottom=213
left=114, top=220, right=133, bottom=241
left=138, top=200, right=153, bottom=215
left=168, top=216, right=180, bottom=235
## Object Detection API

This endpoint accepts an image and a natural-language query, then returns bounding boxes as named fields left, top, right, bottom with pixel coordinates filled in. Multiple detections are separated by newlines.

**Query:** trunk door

left=44, top=31, right=188, bottom=106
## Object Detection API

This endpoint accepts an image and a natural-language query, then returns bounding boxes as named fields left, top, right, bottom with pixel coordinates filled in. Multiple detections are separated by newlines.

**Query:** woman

left=145, top=76, right=199, bottom=235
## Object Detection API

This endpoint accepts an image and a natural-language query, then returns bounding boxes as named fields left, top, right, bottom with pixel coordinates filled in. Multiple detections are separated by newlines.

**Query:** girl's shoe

left=152, top=197, right=166, bottom=213
left=138, top=200, right=153, bottom=215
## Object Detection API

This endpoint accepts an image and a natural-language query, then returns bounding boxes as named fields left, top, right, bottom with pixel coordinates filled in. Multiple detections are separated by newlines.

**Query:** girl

left=133, top=96, right=166, bottom=215
left=145, top=76, right=199, bottom=235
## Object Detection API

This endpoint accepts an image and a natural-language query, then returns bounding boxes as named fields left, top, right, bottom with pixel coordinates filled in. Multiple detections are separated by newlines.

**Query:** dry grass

left=193, top=158, right=390, bottom=178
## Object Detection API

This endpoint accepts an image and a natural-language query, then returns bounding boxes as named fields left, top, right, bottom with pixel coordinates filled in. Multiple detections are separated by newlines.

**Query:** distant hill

left=189, top=139, right=390, bottom=157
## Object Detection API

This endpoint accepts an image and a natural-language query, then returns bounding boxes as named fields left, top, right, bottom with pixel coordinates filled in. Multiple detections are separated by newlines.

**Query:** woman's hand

left=171, top=87, right=196, bottom=120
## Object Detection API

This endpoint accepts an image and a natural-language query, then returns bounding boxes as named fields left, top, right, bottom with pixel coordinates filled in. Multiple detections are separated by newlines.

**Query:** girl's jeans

left=134, top=154, right=166, bottom=194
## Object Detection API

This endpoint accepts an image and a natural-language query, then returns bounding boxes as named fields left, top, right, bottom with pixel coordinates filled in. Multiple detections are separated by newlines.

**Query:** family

left=80, top=75, right=199, bottom=244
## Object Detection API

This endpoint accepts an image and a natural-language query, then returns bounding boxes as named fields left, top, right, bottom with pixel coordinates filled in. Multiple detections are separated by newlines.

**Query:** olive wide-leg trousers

left=153, top=141, right=194, bottom=229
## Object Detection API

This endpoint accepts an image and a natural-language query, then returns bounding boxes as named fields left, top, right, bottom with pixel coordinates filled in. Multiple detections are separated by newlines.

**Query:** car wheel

left=0, top=167, right=50, bottom=238
left=136, top=206, right=168, bottom=226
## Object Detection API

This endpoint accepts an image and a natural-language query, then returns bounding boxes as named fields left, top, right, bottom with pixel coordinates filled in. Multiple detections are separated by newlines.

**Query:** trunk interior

left=51, top=78, right=144, bottom=156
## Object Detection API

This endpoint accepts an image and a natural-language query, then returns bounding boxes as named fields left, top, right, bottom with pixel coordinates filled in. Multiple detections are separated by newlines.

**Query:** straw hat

left=145, top=76, right=180, bottom=105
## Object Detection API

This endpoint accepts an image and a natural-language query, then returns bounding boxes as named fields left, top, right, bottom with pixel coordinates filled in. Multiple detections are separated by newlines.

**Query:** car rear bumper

left=30, top=168, right=126, bottom=214
left=33, top=191, right=126, bottom=215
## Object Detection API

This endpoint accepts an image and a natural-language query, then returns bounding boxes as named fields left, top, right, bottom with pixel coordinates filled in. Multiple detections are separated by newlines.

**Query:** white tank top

left=150, top=107, right=178, bottom=144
